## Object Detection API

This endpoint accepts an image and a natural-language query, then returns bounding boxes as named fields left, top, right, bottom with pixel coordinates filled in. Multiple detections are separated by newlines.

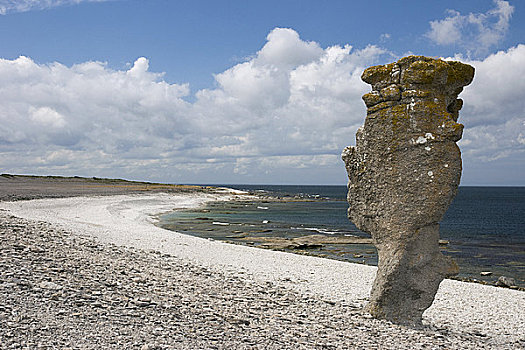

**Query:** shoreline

left=1, top=192, right=524, bottom=348
left=155, top=195, right=525, bottom=290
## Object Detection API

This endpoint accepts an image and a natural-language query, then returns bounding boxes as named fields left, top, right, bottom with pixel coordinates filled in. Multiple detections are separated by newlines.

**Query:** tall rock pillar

left=342, top=56, right=474, bottom=326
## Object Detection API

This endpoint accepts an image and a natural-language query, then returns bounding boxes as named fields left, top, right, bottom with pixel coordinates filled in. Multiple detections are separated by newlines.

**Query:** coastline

left=1, top=191, right=524, bottom=348
left=155, top=192, right=525, bottom=290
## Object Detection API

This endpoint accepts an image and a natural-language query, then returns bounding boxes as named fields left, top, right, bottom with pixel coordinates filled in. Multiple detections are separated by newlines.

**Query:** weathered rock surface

left=342, top=56, right=474, bottom=326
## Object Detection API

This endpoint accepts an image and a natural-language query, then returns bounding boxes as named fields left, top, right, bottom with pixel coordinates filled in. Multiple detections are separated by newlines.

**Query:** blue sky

left=0, top=0, right=524, bottom=185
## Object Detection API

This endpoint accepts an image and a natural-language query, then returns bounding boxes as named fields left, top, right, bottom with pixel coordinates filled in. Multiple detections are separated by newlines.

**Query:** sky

left=0, top=0, right=523, bottom=185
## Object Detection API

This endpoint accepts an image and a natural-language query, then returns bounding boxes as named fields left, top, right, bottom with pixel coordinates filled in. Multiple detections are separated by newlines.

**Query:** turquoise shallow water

left=159, top=185, right=525, bottom=288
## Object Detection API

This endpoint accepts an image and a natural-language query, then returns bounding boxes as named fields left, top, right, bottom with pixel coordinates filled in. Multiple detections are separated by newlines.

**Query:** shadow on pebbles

left=0, top=210, right=512, bottom=349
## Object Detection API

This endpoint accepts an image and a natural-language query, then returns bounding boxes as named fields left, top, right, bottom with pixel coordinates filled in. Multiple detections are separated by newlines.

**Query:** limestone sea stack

left=342, top=56, right=474, bottom=326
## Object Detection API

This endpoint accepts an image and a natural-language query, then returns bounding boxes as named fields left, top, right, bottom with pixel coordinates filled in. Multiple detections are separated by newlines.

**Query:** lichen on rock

left=342, top=56, right=474, bottom=326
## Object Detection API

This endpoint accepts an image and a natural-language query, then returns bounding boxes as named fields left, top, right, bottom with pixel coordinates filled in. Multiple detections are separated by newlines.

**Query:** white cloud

left=456, top=44, right=525, bottom=163
left=379, top=33, right=391, bottom=43
left=427, top=10, right=464, bottom=45
left=0, top=28, right=389, bottom=183
left=257, top=28, right=324, bottom=68
left=0, top=0, right=110, bottom=15
left=0, top=27, right=523, bottom=184
left=0, top=55, right=192, bottom=155
left=29, top=106, right=66, bottom=128
left=426, top=0, right=514, bottom=56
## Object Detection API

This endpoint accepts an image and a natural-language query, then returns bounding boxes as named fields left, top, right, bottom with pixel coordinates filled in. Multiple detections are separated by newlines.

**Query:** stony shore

left=1, top=176, right=524, bottom=349
left=1, top=211, right=509, bottom=350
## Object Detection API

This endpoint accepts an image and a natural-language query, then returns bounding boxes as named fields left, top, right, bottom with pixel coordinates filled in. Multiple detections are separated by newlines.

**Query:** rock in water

left=496, top=276, right=516, bottom=288
left=341, top=56, right=474, bottom=326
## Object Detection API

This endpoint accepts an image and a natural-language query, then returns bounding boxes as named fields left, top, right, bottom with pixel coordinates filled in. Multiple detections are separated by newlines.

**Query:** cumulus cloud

left=0, top=28, right=390, bottom=183
left=455, top=44, right=525, bottom=163
left=257, top=28, right=324, bottom=68
left=426, top=0, right=514, bottom=57
left=0, top=55, right=192, bottom=174
left=0, top=27, right=523, bottom=184
left=0, top=0, right=110, bottom=15
left=427, top=10, right=464, bottom=46
left=29, top=106, right=66, bottom=128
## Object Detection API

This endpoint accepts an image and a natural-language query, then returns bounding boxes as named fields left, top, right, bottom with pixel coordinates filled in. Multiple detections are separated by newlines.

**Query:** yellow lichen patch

left=368, top=100, right=397, bottom=114
left=362, top=65, right=390, bottom=85
left=380, top=85, right=401, bottom=101
left=389, top=104, right=413, bottom=137
left=402, top=60, right=449, bottom=84
left=446, top=61, right=475, bottom=86
left=396, top=55, right=430, bottom=67
left=401, top=89, right=431, bottom=99
left=362, top=62, right=397, bottom=85
left=362, top=91, right=383, bottom=107
left=441, top=119, right=464, bottom=141
left=412, top=100, right=449, bottom=118
left=369, top=100, right=464, bottom=148
left=368, top=104, right=411, bottom=150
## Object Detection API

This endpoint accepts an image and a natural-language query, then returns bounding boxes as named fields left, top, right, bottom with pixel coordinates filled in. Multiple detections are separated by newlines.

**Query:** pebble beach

left=0, top=176, right=524, bottom=349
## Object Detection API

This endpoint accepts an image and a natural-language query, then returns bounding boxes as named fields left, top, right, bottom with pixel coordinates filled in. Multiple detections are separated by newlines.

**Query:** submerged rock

left=242, top=234, right=372, bottom=250
left=342, top=56, right=474, bottom=326
left=496, top=276, right=516, bottom=288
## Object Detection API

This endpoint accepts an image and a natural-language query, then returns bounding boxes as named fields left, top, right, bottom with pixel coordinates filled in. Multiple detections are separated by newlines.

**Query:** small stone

left=480, top=271, right=492, bottom=276
left=92, top=301, right=103, bottom=308
left=496, top=276, right=516, bottom=288
left=134, top=299, right=151, bottom=307
left=38, top=281, right=62, bottom=290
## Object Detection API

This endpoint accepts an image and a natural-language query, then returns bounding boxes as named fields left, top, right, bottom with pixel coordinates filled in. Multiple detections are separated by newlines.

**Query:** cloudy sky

left=0, top=0, right=523, bottom=185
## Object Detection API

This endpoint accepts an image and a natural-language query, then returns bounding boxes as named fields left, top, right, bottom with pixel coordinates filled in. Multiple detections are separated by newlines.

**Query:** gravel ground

left=0, top=210, right=509, bottom=350
left=0, top=177, right=523, bottom=349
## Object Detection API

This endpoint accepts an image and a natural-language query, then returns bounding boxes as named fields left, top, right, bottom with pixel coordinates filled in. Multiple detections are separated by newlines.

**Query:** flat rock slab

left=243, top=234, right=373, bottom=250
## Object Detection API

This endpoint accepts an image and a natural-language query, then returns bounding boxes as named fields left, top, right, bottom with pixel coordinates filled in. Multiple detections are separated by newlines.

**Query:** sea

left=158, top=185, right=525, bottom=288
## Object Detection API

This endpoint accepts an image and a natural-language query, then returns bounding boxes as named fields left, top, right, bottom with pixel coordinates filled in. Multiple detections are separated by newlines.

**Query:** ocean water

left=158, top=185, right=525, bottom=288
